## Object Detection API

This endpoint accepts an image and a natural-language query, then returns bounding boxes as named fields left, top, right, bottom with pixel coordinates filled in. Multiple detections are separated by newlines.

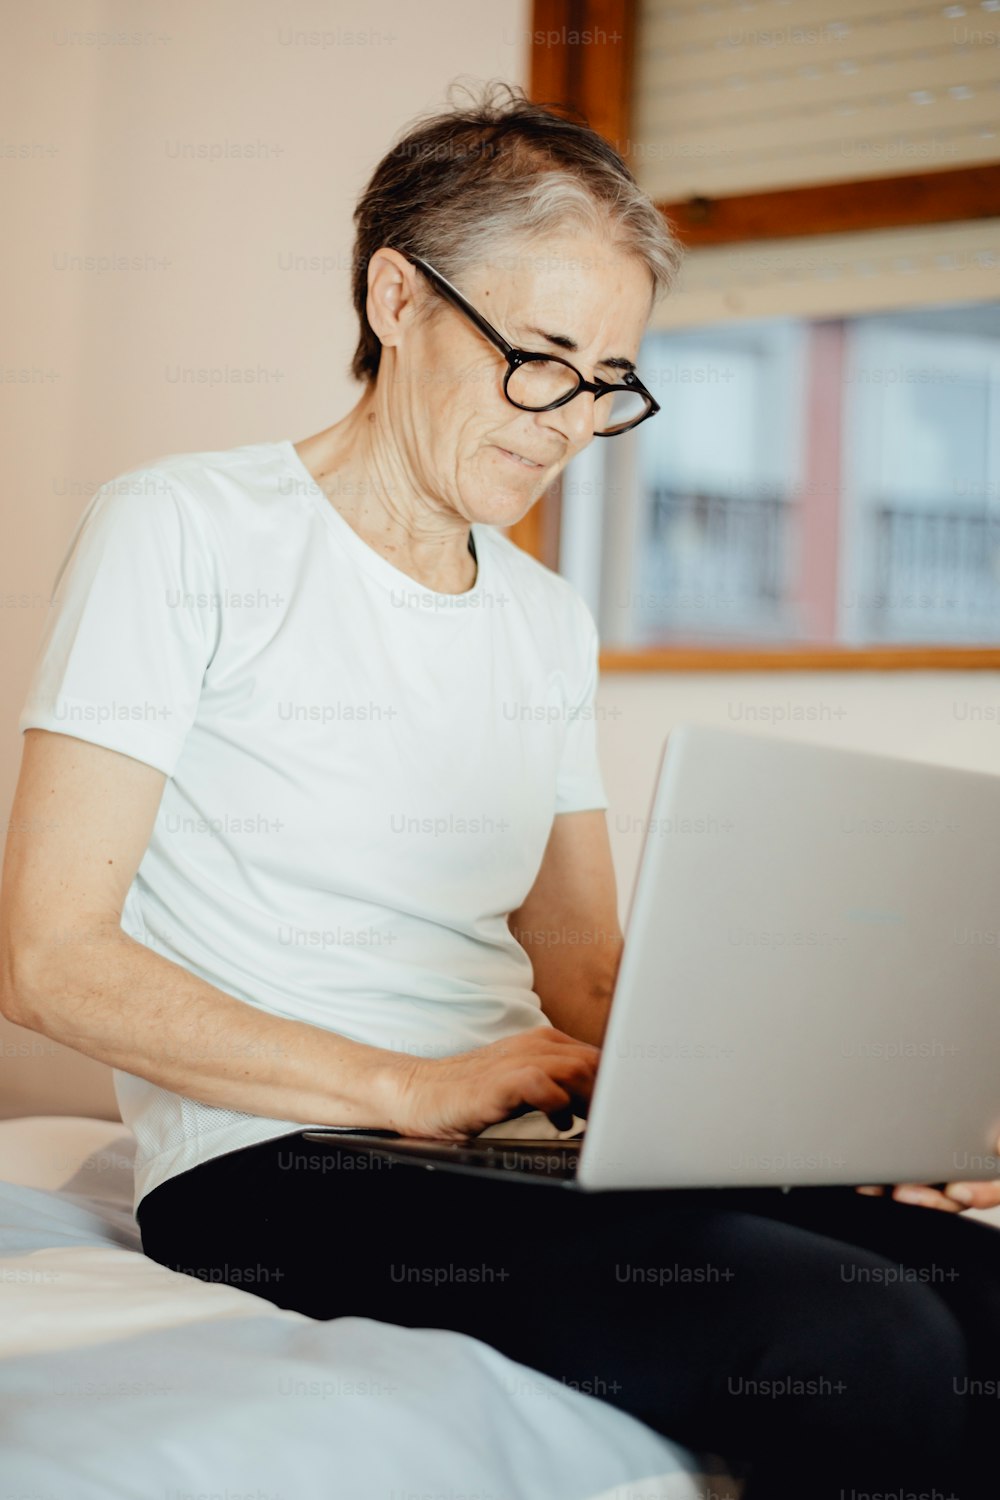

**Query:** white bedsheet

left=0, top=1116, right=742, bottom=1500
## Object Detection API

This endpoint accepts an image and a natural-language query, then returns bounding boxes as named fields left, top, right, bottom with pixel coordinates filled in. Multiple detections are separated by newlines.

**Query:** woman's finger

left=891, top=1185, right=963, bottom=1212
left=942, top=1180, right=1000, bottom=1209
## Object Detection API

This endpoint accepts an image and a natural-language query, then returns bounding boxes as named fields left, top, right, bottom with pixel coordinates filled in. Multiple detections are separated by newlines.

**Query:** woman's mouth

left=496, top=446, right=544, bottom=470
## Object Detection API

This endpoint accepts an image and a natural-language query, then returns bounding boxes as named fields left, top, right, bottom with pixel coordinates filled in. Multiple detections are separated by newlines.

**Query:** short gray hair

left=349, top=78, right=684, bottom=386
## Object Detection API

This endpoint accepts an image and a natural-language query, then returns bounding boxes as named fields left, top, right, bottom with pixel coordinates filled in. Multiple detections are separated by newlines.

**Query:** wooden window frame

left=512, top=0, right=1000, bottom=672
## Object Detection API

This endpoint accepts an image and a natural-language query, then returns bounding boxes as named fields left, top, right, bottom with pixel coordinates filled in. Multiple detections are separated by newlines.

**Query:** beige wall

left=3, top=0, right=998, bottom=1118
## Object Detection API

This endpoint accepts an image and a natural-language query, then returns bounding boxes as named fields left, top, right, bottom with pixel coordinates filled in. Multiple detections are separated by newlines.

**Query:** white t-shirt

left=18, top=439, right=609, bottom=1211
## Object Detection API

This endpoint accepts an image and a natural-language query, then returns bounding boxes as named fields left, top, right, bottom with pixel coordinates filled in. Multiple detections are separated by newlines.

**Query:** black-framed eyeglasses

left=396, top=250, right=660, bottom=437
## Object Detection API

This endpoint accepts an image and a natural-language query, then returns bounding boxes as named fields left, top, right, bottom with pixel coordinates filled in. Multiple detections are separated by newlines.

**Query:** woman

left=3, top=82, right=999, bottom=1499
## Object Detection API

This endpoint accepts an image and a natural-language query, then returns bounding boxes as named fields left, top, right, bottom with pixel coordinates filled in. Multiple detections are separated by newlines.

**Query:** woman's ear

left=365, top=248, right=421, bottom=357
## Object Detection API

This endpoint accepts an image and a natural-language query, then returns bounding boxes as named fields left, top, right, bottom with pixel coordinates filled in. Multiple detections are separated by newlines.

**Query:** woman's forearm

left=2, top=925, right=411, bottom=1128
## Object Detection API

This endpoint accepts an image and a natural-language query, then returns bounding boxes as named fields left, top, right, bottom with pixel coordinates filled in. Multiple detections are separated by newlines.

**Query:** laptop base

left=300, top=1130, right=583, bottom=1187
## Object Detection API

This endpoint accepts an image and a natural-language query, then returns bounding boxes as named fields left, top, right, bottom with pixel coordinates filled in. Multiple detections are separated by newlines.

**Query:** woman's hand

left=386, top=1027, right=601, bottom=1141
left=856, top=1134, right=1000, bottom=1212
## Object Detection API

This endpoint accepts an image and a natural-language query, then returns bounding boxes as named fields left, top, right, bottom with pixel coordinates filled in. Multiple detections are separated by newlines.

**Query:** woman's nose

left=538, top=391, right=598, bottom=449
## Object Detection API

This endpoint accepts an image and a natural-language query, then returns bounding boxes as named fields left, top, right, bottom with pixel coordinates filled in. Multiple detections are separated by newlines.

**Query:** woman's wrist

left=312, top=1037, right=427, bottom=1132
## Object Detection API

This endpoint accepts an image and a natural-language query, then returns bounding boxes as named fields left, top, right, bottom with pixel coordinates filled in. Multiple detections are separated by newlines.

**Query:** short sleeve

left=18, top=470, right=220, bottom=778
left=553, top=599, right=610, bottom=815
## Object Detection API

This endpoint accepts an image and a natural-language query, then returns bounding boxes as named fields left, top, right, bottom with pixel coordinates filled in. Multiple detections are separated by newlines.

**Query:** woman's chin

left=466, top=466, right=547, bottom=525
left=473, top=496, right=537, bottom=530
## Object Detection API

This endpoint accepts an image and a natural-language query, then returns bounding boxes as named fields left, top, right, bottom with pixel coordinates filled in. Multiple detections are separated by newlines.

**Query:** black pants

left=138, top=1131, right=1000, bottom=1499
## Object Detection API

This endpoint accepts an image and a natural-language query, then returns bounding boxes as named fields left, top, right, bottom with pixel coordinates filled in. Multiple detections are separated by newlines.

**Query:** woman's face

left=376, top=230, right=655, bottom=530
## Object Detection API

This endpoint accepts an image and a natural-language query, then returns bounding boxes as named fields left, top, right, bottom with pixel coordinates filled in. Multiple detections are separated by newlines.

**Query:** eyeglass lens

left=505, top=360, right=649, bottom=433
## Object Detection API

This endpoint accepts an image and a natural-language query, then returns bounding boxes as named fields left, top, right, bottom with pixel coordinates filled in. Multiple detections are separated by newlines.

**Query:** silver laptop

left=304, top=724, right=1000, bottom=1192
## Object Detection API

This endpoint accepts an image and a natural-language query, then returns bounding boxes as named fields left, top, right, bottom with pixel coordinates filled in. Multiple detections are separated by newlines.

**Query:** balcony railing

left=862, top=503, right=1000, bottom=641
left=635, top=487, right=795, bottom=641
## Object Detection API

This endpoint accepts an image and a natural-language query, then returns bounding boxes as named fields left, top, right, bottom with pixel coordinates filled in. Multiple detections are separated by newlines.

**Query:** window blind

left=632, top=0, right=1000, bottom=199
left=649, top=214, right=1000, bottom=327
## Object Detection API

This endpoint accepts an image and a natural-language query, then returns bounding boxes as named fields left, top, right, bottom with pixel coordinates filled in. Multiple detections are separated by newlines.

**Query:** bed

left=0, top=1115, right=743, bottom=1500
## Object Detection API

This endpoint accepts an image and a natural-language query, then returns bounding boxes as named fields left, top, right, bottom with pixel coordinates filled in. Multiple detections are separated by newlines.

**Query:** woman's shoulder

left=483, top=525, right=599, bottom=639
left=91, top=439, right=298, bottom=551
left=112, top=439, right=288, bottom=506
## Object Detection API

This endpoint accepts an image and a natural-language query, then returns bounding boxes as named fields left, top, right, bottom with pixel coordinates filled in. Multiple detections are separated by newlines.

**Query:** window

left=562, top=298, right=1000, bottom=649
left=840, top=304, right=1000, bottom=643
left=521, top=0, right=1000, bottom=667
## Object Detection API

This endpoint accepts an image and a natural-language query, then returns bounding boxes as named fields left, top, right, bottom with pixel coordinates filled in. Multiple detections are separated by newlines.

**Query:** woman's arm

left=1, top=730, right=599, bottom=1137
left=507, top=810, right=625, bottom=1048
left=0, top=730, right=415, bottom=1127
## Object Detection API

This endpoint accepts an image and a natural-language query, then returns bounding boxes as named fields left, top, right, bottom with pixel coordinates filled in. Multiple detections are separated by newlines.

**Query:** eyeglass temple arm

left=399, top=250, right=518, bottom=359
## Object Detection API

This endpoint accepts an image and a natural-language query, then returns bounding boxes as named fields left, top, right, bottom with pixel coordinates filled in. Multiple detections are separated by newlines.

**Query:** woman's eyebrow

left=520, top=323, right=636, bottom=373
